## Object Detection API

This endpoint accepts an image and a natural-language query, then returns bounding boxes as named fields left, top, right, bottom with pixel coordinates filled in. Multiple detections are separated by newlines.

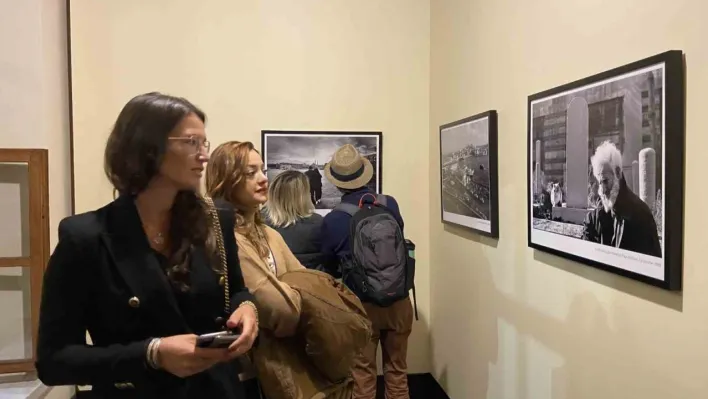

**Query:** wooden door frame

left=0, top=149, right=50, bottom=373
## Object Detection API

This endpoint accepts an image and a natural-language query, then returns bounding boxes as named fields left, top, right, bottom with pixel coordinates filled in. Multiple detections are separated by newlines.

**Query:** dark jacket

left=35, top=195, right=254, bottom=399
left=263, top=212, right=325, bottom=271
left=304, top=169, right=323, bottom=189
left=320, top=188, right=403, bottom=277
left=581, top=177, right=662, bottom=257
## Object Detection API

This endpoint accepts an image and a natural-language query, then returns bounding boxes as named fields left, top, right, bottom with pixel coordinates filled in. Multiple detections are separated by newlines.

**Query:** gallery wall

left=0, top=0, right=73, bottom=397
left=429, top=0, right=708, bottom=398
left=68, top=0, right=432, bottom=373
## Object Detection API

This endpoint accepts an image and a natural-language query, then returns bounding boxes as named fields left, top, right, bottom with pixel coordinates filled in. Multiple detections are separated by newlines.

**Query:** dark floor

left=376, top=373, right=449, bottom=399
left=75, top=373, right=449, bottom=398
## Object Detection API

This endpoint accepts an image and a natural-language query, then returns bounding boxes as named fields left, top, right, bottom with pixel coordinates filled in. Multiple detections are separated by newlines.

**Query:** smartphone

left=195, top=331, right=241, bottom=349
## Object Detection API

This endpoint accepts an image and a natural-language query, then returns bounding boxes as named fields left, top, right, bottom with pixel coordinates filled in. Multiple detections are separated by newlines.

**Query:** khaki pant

left=352, top=297, right=414, bottom=399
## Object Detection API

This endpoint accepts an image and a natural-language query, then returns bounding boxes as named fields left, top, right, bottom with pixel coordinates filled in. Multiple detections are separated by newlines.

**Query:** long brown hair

left=205, top=141, right=269, bottom=258
left=104, top=92, right=214, bottom=291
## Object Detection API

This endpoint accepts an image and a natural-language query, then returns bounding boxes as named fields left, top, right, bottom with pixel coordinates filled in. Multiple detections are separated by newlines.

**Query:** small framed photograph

left=261, top=130, right=382, bottom=216
left=527, top=50, right=685, bottom=291
left=439, top=110, right=499, bottom=238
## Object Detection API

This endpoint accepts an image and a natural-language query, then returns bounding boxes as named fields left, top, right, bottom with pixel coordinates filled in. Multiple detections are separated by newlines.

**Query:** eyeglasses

left=168, top=136, right=210, bottom=154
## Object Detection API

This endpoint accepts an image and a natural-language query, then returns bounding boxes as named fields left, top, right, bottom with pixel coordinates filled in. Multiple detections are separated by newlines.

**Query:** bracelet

left=152, top=338, right=162, bottom=369
left=239, top=300, right=259, bottom=326
left=146, top=338, right=162, bottom=369
left=146, top=338, right=157, bottom=369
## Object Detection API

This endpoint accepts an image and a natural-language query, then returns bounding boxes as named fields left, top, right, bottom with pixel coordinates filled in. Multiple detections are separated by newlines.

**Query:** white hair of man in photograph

left=590, top=140, right=623, bottom=212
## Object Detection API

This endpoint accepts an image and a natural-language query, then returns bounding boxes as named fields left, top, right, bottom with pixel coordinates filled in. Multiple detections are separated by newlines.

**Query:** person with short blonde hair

left=263, top=170, right=326, bottom=271
left=265, top=170, right=315, bottom=227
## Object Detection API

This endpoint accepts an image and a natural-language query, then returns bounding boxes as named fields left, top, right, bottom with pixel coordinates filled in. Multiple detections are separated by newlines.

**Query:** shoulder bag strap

left=203, top=196, right=230, bottom=316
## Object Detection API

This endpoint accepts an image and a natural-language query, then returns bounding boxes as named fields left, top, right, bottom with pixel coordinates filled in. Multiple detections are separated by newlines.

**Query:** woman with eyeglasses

left=35, top=92, right=260, bottom=399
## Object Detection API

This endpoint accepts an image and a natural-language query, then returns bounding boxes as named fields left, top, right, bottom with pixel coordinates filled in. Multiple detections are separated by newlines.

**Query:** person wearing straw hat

left=322, top=144, right=375, bottom=192
left=321, top=144, right=414, bottom=399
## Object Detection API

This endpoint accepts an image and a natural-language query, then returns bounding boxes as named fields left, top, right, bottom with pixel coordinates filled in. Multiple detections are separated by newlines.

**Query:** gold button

left=128, top=297, right=140, bottom=308
left=219, top=276, right=226, bottom=286
left=114, top=382, right=134, bottom=389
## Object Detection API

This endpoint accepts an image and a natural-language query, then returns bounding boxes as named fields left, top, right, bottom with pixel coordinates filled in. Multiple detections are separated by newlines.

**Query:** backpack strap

left=333, top=202, right=360, bottom=217
left=375, top=194, right=387, bottom=206
left=411, top=281, right=419, bottom=321
left=371, top=193, right=404, bottom=229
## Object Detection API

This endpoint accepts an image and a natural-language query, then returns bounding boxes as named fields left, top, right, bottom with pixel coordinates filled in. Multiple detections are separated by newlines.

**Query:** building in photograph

left=532, top=71, right=663, bottom=199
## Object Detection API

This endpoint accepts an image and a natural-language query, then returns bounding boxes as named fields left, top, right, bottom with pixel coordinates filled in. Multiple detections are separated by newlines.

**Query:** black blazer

left=35, top=195, right=255, bottom=399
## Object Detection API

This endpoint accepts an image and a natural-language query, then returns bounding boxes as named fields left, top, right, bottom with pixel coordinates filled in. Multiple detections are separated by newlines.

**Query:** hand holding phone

left=195, top=331, right=241, bottom=349
left=154, top=334, right=233, bottom=378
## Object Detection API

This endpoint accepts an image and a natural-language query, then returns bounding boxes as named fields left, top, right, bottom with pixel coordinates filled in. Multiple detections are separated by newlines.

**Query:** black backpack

left=334, top=193, right=418, bottom=319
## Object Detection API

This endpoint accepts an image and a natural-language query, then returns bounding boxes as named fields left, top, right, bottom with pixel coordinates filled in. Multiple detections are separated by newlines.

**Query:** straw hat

left=324, top=144, right=374, bottom=190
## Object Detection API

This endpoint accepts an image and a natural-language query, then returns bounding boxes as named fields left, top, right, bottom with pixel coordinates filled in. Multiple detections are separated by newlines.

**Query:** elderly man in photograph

left=581, top=140, right=663, bottom=258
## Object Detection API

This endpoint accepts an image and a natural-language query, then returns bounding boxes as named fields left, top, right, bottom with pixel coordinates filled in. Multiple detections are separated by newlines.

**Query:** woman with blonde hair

left=205, top=141, right=357, bottom=399
left=263, top=170, right=325, bottom=271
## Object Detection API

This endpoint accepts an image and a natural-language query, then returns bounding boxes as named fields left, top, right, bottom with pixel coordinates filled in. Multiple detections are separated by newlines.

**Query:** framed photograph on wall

left=440, top=110, right=499, bottom=238
left=261, top=130, right=383, bottom=216
left=527, top=50, right=685, bottom=291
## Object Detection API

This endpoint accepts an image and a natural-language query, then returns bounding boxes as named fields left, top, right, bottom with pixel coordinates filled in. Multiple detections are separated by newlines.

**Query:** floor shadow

left=376, top=373, right=449, bottom=399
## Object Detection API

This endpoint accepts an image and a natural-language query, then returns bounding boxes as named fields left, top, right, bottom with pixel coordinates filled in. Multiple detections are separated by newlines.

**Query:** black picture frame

left=439, top=110, right=499, bottom=238
left=261, top=130, right=383, bottom=216
left=526, top=50, right=685, bottom=291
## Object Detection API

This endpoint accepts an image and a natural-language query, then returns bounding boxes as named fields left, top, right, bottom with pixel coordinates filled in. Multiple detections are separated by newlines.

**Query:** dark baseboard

left=74, top=372, right=449, bottom=399
left=377, top=372, right=449, bottom=399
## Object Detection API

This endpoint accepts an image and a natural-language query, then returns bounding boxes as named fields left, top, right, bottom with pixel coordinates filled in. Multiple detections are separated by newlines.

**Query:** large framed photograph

left=527, top=50, right=685, bottom=291
left=439, top=110, right=499, bottom=238
left=261, top=130, right=382, bottom=216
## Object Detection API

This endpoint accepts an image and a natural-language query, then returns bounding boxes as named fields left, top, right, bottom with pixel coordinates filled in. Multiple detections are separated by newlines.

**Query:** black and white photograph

left=261, top=130, right=382, bottom=215
left=527, top=50, right=684, bottom=291
left=440, top=110, right=499, bottom=238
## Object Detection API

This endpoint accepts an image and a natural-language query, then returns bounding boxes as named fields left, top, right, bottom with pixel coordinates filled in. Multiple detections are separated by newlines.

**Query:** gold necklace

left=143, top=224, right=167, bottom=247
left=137, top=206, right=168, bottom=248
left=152, top=232, right=165, bottom=246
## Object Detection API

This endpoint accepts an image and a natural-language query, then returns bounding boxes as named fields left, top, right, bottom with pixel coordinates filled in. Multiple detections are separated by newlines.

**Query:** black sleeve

left=644, top=212, right=663, bottom=258
left=580, top=211, right=598, bottom=242
left=318, top=216, right=344, bottom=279
left=36, top=219, right=164, bottom=387
left=213, top=200, right=256, bottom=312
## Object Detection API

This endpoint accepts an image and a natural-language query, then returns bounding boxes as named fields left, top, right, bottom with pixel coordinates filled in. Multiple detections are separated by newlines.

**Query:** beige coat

left=236, top=225, right=304, bottom=337
left=236, top=226, right=353, bottom=399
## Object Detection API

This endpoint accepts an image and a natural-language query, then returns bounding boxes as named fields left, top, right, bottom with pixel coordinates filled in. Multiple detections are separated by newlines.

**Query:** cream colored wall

left=430, top=0, right=708, bottom=398
left=0, top=0, right=72, bottom=242
left=0, top=0, right=73, bottom=397
left=69, top=0, right=431, bottom=373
